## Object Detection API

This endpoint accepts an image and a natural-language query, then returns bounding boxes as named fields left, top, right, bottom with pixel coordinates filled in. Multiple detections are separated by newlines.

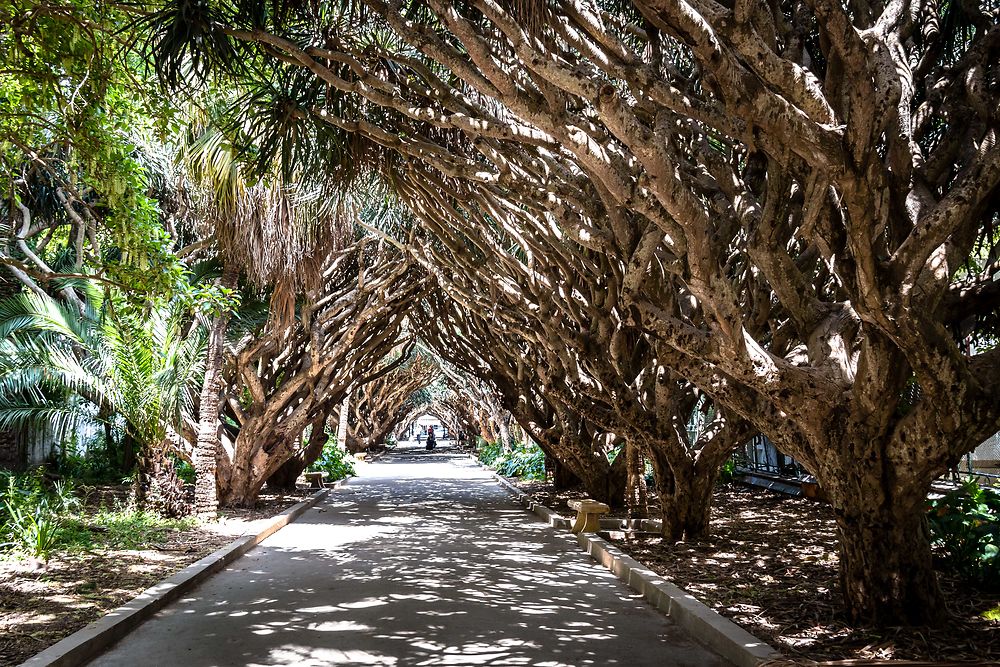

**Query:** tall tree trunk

left=624, top=439, right=648, bottom=521
left=552, top=456, right=580, bottom=489
left=193, top=268, right=237, bottom=517
left=642, top=424, right=743, bottom=541
left=122, top=432, right=137, bottom=472
left=823, top=464, right=945, bottom=625
left=336, top=394, right=350, bottom=450
left=645, top=449, right=717, bottom=541
left=498, top=415, right=512, bottom=450
left=266, top=415, right=329, bottom=491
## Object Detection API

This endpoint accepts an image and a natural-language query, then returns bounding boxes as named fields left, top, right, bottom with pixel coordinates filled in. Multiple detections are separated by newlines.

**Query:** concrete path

left=94, top=443, right=730, bottom=666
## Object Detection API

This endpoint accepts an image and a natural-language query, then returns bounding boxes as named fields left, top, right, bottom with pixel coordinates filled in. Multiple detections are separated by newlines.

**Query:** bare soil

left=513, top=479, right=1000, bottom=664
left=0, top=488, right=312, bottom=666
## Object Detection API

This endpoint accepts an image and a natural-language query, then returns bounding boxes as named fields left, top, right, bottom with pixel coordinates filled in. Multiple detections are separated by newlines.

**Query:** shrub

left=476, top=438, right=503, bottom=467
left=1, top=469, right=199, bottom=560
left=479, top=439, right=546, bottom=481
left=1, top=469, right=63, bottom=560
left=307, top=440, right=355, bottom=481
left=927, top=478, right=1000, bottom=589
left=52, top=438, right=121, bottom=483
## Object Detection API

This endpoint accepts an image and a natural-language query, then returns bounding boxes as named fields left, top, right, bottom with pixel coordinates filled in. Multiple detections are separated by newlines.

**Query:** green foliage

left=172, top=456, right=196, bottom=485
left=927, top=479, right=1000, bottom=589
left=1, top=469, right=195, bottom=559
left=0, top=290, right=207, bottom=458
left=307, top=439, right=355, bottom=481
left=51, top=438, right=121, bottom=483
left=0, top=469, right=73, bottom=560
left=59, top=505, right=196, bottom=551
left=476, top=437, right=503, bottom=466
left=478, top=438, right=546, bottom=481
left=1, top=0, right=188, bottom=296
left=717, top=459, right=737, bottom=486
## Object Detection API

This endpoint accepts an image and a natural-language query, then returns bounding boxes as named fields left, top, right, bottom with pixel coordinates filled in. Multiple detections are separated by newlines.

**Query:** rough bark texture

left=215, top=245, right=425, bottom=507
left=147, top=0, right=1000, bottom=625
left=266, top=415, right=330, bottom=491
left=624, top=440, right=648, bottom=521
left=834, top=485, right=944, bottom=626
left=193, top=269, right=237, bottom=516
left=135, top=445, right=190, bottom=518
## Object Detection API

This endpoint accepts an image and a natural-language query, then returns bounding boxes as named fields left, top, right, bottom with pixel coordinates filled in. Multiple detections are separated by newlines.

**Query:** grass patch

left=56, top=506, right=196, bottom=552
left=2, top=469, right=198, bottom=561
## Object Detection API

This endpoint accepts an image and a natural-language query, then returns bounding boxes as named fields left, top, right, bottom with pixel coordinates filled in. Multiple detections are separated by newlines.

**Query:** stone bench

left=304, top=471, right=325, bottom=489
left=567, top=499, right=611, bottom=534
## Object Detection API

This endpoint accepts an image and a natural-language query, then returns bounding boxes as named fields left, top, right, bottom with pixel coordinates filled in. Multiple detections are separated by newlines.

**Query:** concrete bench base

left=304, top=472, right=325, bottom=488
left=567, top=499, right=610, bottom=534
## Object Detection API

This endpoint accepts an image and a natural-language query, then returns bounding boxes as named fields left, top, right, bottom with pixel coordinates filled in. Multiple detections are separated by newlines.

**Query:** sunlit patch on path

left=95, top=442, right=729, bottom=666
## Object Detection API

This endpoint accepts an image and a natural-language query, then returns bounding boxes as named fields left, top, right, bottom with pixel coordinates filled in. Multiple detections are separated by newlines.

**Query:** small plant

left=4, top=501, right=60, bottom=560
left=717, top=459, right=737, bottom=486
left=307, top=440, right=356, bottom=481
left=927, top=478, right=1000, bottom=589
left=52, top=438, right=120, bottom=484
left=1, top=469, right=63, bottom=561
left=50, top=479, right=80, bottom=514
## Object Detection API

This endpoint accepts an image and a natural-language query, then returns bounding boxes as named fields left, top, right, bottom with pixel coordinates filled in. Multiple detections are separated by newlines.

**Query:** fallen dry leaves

left=514, top=480, right=1000, bottom=663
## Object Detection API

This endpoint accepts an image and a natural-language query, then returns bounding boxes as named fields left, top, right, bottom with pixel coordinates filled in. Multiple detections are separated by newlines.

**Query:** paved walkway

left=95, top=443, right=729, bottom=666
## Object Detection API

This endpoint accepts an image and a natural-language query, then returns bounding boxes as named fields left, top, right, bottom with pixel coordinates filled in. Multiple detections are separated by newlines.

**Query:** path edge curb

left=19, top=479, right=349, bottom=667
left=473, top=456, right=781, bottom=667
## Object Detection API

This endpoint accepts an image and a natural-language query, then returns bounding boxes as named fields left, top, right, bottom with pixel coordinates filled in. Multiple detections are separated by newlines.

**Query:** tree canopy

left=1, top=0, right=998, bottom=628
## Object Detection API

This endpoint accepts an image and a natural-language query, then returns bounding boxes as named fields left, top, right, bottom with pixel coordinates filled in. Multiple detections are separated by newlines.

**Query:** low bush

left=51, top=438, right=122, bottom=484
left=717, top=459, right=737, bottom=486
left=2, top=469, right=81, bottom=560
left=478, top=439, right=546, bottom=481
left=476, top=438, right=503, bottom=467
left=927, top=479, right=1000, bottom=589
left=307, top=440, right=356, bottom=481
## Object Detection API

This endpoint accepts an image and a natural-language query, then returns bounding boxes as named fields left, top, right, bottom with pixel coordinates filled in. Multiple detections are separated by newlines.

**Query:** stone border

left=492, top=472, right=571, bottom=530
left=477, top=460, right=781, bottom=667
left=576, top=532, right=781, bottom=667
left=19, top=479, right=350, bottom=667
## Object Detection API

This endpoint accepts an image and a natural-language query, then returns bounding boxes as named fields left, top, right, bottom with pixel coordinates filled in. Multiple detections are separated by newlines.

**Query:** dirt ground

left=0, top=488, right=312, bottom=666
left=514, top=479, right=1000, bottom=663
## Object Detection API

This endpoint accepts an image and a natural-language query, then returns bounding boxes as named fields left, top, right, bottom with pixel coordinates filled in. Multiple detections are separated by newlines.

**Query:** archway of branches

left=2, top=0, right=997, bottom=630
left=139, top=0, right=1000, bottom=621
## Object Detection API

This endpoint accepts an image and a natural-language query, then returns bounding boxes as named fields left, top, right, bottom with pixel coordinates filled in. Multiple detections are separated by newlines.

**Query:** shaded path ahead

left=96, top=443, right=730, bottom=666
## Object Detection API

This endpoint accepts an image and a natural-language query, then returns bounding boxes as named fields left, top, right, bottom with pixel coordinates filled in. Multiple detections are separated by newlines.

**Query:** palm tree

left=0, top=289, right=206, bottom=515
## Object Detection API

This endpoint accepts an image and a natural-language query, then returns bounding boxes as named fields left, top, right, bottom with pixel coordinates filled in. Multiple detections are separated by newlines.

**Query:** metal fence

left=733, top=432, right=1000, bottom=488
left=945, top=431, right=1000, bottom=487
left=732, top=434, right=809, bottom=480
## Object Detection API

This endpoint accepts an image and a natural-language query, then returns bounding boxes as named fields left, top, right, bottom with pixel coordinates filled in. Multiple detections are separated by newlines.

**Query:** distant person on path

left=425, top=425, right=436, bottom=451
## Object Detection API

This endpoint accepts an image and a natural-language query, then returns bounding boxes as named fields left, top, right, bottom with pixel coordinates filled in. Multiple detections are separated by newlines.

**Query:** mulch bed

left=0, top=488, right=311, bottom=667
left=512, top=479, right=1000, bottom=663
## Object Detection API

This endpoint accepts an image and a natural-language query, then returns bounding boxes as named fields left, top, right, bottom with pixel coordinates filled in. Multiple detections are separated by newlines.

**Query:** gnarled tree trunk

left=624, top=439, right=648, bottom=521
left=266, top=414, right=330, bottom=491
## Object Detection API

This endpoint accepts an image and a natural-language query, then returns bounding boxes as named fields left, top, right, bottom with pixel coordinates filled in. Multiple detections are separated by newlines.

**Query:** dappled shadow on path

left=94, top=447, right=728, bottom=666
